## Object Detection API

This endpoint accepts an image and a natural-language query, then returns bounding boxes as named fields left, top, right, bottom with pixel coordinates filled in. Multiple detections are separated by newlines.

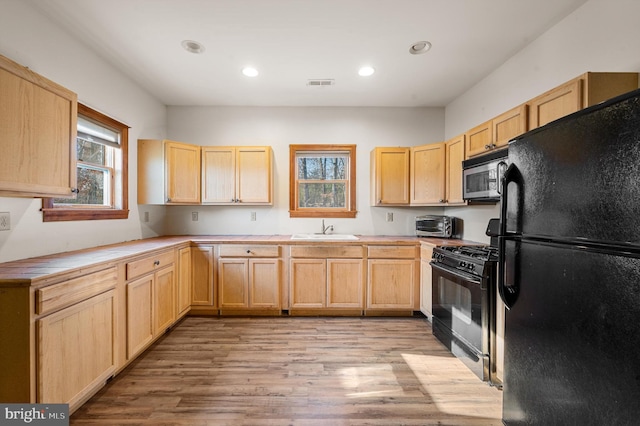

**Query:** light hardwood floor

left=71, top=316, right=502, bottom=425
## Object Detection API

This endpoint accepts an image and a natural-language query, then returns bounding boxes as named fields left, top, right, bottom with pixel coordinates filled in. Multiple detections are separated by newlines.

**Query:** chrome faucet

left=321, top=219, right=334, bottom=234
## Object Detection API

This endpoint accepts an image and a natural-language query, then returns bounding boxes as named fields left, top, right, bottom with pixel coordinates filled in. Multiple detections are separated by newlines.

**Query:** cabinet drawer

left=367, top=245, right=418, bottom=259
left=126, top=250, right=175, bottom=280
left=36, top=267, right=117, bottom=316
left=290, top=245, right=363, bottom=258
left=218, top=245, right=280, bottom=257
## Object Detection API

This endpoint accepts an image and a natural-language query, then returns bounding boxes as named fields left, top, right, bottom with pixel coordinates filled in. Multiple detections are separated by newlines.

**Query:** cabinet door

left=367, top=259, right=416, bottom=309
left=219, top=258, right=249, bottom=308
left=493, top=104, right=528, bottom=149
left=249, top=259, right=280, bottom=308
left=528, top=79, right=582, bottom=129
left=38, top=291, right=115, bottom=406
left=126, top=275, right=153, bottom=359
left=445, top=136, right=465, bottom=205
left=165, top=141, right=201, bottom=203
left=202, top=147, right=236, bottom=203
left=410, top=143, right=445, bottom=205
left=327, top=259, right=363, bottom=308
left=153, top=266, right=176, bottom=334
left=192, top=246, right=214, bottom=306
left=237, top=147, right=272, bottom=204
left=0, top=54, right=77, bottom=197
left=290, top=259, right=326, bottom=308
left=371, top=147, right=410, bottom=205
left=465, top=120, right=493, bottom=159
left=177, top=247, right=192, bottom=316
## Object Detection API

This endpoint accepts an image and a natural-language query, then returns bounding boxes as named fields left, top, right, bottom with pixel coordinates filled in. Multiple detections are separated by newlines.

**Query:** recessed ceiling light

left=358, top=66, right=375, bottom=77
left=409, top=40, right=432, bottom=55
left=242, top=67, right=259, bottom=77
left=181, top=40, right=205, bottom=54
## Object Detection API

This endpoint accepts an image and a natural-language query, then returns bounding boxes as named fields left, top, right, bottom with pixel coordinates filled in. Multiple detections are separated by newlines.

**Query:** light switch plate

left=250, top=212, right=256, bottom=221
left=386, top=212, right=393, bottom=222
left=0, top=212, right=10, bottom=231
left=191, top=212, right=199, bottom=221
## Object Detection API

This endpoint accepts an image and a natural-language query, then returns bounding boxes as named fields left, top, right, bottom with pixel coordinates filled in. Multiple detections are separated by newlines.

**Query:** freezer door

left=502, top=238, right=640, bottom=425
left=506, top=90, right=640, bottom=245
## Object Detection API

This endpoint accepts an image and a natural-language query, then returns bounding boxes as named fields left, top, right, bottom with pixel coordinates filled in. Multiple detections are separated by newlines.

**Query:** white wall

left=167, top=107, right=444, bottom=235
left=0, top=0, right=167, bottom=262
left=444, top=0, right=640, bottom=244
left=163, top=106, right=446, bottom=236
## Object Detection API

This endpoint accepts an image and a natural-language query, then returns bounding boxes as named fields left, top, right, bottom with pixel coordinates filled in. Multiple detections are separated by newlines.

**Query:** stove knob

left=467, top=264, right=475, bottom=271
left=459, top=261, right=466, bottom=268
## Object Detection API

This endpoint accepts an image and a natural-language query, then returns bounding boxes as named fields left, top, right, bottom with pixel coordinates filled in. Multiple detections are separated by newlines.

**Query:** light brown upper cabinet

left=409, top=143, right=445, bottom=205
left=137, top=139, right=201, bottom=204
left=0, top=54, right=78, bottom=198
left=409, top=135, right=466, bottom=206
left=464, top=120, right=493, bottom=159
left=202, top=146, right=272, bottom=205
left=444, top=134, right=466, bottom=205
left=370, top=147, right=410, bottom=206
left=464, top=104, right=528, bottom=160
left=528, top=72, right=638, bottom=129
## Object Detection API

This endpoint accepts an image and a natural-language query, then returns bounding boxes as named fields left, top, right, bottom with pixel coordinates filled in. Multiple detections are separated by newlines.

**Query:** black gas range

left=431, top=245, right=498, bottom=283
left=429, top=227, right=501, bottom=386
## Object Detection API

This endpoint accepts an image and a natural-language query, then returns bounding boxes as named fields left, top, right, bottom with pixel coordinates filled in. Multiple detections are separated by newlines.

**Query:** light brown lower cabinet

left=219, top=258, right=280, bottom=309
left=289, top=245, right=364, bottom=314
left=191, top=245, right=215, bottom=312
left=38, top=290, right=116, bottom=407
left=177, top=246, right=192, bottom=317
left=366, top=245, right=419, bottom=313
left=125, top=250, right=176, bottom=360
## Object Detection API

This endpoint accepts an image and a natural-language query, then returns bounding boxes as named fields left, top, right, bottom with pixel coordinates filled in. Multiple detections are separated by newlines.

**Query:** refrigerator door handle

left=498, top=236, right=520, bottom=309
left=499, top=162, right=522, bottom=309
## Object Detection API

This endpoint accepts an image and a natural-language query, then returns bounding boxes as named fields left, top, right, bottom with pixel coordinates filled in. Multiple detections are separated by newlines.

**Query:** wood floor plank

left=71, top=316, right=502, bottom=425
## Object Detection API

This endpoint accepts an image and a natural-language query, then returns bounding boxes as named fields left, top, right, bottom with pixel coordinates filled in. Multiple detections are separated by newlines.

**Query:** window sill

left=42, top=208, right=129, bottom=222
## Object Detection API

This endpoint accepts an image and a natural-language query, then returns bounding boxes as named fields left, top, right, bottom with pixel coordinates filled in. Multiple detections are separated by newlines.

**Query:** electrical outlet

left=192, top=212, right=199, bottom=221
left=0, top=212, right=10, bottom=231
left=386, top=212, right=394, bottom=222
left=250, top=212, right=256, bottom=221
left=143, top=211, right=149, bottom=223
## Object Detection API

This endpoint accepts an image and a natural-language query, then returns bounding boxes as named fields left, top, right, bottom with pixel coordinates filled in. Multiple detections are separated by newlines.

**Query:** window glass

left=289, top=145, right=356, bottom=218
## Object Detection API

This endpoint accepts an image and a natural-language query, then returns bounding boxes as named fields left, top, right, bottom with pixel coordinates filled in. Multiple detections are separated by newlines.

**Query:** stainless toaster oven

left=415, top=215, right=462, bottom=238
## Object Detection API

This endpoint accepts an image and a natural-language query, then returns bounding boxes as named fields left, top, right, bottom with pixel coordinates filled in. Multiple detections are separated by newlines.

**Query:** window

left=42, top=104, right=129, bottom=221
left=289, top=144, right=357, bottom=218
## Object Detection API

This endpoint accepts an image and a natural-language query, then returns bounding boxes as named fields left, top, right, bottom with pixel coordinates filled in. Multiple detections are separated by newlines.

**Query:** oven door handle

left=429, top=261, right=482, bottom=286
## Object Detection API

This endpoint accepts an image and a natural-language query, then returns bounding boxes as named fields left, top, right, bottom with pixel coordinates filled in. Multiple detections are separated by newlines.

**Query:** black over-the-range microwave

left=462, top=148, right=509, bottom=202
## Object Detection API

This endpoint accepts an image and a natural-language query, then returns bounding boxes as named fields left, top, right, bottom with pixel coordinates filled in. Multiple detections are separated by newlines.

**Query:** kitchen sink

left=290, top=233, right=359, bottom=241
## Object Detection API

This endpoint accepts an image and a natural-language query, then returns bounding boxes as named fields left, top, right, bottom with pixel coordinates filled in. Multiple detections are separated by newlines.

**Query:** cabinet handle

left=71, top=188, right=79, bottom=194
left=484, top=144, right=491, bottom=150
left=439, top=199, right=445, bottom=203
left=246, top=249, right=252, bottom=254
left=167, top=198, right=171, bottom=203
left=154, top=260, right=160, bottom=266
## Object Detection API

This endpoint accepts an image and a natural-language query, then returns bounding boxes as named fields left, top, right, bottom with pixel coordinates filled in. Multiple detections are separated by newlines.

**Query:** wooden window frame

left=42, top=104, right=129, bottom=221
left=289, top=144, right=357, bottom=218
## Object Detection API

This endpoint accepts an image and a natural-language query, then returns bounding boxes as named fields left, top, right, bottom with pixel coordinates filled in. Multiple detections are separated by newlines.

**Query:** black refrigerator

left=499, top=88, right=640, bottom=425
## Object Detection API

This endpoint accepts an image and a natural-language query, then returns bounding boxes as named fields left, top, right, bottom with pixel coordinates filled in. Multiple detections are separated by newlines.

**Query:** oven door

left=430, top=262, right=490, bottom=380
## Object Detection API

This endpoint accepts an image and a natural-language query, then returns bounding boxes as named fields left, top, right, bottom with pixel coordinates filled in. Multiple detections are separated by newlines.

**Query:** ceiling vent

left=307, top=79, right=335, bottom=87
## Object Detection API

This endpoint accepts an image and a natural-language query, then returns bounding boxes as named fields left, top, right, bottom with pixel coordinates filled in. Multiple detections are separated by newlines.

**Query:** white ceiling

left=31, top=0, right=588, bottom=107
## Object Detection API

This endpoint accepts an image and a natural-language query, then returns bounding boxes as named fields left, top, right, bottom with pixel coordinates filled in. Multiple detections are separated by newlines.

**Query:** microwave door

left=464, top=162, right=498, bottom=199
